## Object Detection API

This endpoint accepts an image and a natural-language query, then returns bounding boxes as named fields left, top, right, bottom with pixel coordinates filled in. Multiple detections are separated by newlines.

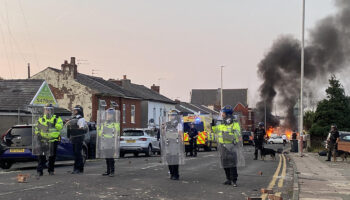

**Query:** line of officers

left=33, top=104, right=267, bottom=187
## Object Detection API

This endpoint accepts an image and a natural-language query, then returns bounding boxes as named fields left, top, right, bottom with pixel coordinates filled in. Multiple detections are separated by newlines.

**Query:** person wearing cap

left=68, top=105, right=87, bottom=174
left=326, top=124, right=340, bottom=161
left=253, top=122, right=266, bottom=160
left=35, top=104, right=63, bottom=176
left=188, top=122, right=199, bottom=157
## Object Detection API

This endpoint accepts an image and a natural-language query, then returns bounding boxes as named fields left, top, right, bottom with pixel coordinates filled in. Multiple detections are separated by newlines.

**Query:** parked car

left=0, top=123, right=96, bottom=169
left=268, top=136, right=284, bottom=144
left=242, top=131, right=254, bottom=145
left=120, top=128, right=160, bottom=157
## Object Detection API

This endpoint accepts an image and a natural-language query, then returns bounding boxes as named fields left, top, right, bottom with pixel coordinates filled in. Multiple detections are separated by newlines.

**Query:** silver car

left=120, top=128, right=161, bottom=157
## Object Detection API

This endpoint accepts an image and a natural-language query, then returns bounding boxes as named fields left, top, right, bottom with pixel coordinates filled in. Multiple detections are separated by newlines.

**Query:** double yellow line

left=261, top=154, right=287, bottom=199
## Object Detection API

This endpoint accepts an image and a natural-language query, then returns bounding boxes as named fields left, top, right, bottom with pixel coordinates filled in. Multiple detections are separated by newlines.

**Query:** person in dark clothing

left=253, top=122, right=266, bottom=160
left=67, top=105, right=87, bottom=174
left=326, top=124, right=340, bottom=161
left=292, top=131, right=297, bottom=140
left=188, top=123, right=199, bottom=157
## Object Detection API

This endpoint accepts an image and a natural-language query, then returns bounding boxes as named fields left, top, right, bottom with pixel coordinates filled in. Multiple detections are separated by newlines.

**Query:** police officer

left=215, top=105, right=242, bottom=187
left=188, top=122, right=198, bottom=157
left=326, top=124, right=340, bottom=161
left=161, top=110, right=184, bottom=180
left=35, top=104, right=63, bottom=176
left=98, top=108, right=120, bottom=177
left=253, top=122, right=266, bottom=160
left=68, top=105, right=87, bottom=174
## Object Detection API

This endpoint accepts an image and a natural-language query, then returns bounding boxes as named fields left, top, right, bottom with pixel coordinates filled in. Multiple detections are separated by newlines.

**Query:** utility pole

left=264, top=100, right=267, bottom=131
left=299, top=0, right=305, bottom=156
left=220, top=66, right=224, bottom=109
left=27, top=63, right=30, bottom=78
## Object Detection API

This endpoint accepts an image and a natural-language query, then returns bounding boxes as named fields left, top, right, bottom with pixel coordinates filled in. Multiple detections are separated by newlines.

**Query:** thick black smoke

left=257, top=0, right=350, bottom=130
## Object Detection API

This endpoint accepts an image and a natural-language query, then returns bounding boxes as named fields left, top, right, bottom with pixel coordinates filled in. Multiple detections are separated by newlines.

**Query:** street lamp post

left=220, top=66, right=224, bottom=109
left=299, top=0, right=305, bottom=156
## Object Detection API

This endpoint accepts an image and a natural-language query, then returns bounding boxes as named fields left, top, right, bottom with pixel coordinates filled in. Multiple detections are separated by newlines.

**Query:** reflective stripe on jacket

left=216, top=122, right=241, bottom=144
left=35, top=115, right=63, bottom=142
left=98, top=122, right=120, bottom=138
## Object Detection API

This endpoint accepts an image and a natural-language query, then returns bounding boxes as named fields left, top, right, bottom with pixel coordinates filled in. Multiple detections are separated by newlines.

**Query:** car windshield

left=242, top=132, right=251, bottom=136
left=184, top=122, right=204, bottom=133
left=123, top=130, right=144, bottom=136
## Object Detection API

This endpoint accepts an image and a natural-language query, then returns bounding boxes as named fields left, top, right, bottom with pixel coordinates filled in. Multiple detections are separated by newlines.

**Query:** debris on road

left=17, top=174, right=30, bottom=183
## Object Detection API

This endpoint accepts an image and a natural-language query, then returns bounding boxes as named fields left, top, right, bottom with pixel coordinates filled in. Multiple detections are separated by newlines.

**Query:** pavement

left=0, top=144, right=293, bottom=200
left=290, top=152, right=350, bottom=200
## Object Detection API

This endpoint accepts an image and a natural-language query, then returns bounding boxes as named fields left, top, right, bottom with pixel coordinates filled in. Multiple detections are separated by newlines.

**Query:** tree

left=303, top=110, right=315, bottom=131
left=309, top=75, right=350, bottom=137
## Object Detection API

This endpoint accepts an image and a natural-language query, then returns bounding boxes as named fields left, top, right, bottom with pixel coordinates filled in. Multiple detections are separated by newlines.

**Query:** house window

left=131, top=105, right=135, bottom=124
left=160, top=108, right=163, bottom=117
left=248, top=111, right=252, bottom=120
left=110, top=101, right=118, bottom=108
left=122, top=104, right=126, bottom=123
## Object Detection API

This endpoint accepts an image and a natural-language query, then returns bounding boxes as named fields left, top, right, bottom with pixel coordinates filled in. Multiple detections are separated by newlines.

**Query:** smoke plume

left=257, top=0, right=350, bottom=130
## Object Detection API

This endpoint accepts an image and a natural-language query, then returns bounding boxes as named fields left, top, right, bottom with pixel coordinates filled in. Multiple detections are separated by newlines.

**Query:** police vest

left=35, top=115, right=63, bottom=142
left=98, top=122, right=120, bottom=138
left=216, top=122, right=241, bottom=144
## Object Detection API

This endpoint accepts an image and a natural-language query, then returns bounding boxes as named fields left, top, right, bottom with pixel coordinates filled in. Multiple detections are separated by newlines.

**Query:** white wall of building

left=147, top=101, right=175, bottom=128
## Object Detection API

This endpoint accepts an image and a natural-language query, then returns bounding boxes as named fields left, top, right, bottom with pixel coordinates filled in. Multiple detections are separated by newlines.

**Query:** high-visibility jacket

left=35, top=115, right=63, bottom=142
left=216, top=122, right=241, bottom=144
left=98, top=122, right=120, bottom=138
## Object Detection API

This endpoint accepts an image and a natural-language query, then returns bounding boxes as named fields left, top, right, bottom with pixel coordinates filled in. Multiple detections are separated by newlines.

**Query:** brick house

left=109, top=76, right=176, bottom=128
left=233, top=103, right=255, bottom=131
left=31, top=57, right=142, bottom=130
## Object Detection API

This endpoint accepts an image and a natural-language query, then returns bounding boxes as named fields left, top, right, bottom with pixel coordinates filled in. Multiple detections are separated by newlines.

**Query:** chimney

left=61, top=57, right=78, bottom=79
left=121, top=75, right=131, bottom=86
left=175, top=99, right=181, bottom=103
left=109, top=79, right=122, bottom=86
left=151, top=84, right=160, bottom=93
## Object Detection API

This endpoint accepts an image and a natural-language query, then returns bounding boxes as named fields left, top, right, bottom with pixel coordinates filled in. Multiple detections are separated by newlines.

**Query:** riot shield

left=160, top=114, right=185, bottom=165
left=96, top=109, right=120, bottom=159
left=31, top=106, right=55, bottom=156
left=217, top=118, right=245, bottom=168
left=64, top=118, right=89, bottom=143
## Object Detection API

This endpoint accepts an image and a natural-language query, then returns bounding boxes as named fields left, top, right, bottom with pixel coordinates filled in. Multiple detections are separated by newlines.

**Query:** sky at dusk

left=0, top=0, right=345, bottom=108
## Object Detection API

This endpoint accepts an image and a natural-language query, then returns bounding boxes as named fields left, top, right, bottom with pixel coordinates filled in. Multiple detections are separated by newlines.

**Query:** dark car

left=242, top=131, right=254, bottom=145
left=0, top=123, right=96, bottom=169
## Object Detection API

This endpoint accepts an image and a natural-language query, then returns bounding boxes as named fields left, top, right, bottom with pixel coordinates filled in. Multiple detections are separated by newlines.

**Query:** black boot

left=223, top=180, right=232, bottom=185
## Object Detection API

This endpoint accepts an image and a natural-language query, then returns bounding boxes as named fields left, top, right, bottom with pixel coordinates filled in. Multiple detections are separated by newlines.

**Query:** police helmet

left=73, top=105, right=84, bottom=117
left=221, top=105, right=233, bottom=115
left=258, top=122, right=265, bottom=127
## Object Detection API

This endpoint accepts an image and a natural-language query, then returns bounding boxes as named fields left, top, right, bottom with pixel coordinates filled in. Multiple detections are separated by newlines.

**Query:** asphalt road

left=0, top=144, right=293, bottom=200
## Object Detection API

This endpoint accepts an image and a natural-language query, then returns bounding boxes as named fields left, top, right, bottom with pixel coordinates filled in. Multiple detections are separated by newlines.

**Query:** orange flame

left=266, top=127, right=274, bottom=138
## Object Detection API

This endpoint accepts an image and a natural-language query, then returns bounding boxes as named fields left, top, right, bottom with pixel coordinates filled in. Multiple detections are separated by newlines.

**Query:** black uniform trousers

left=73, top=142, right=84, bottom=172
left=224, top=167, right=238, bottom=182
left=327, top=143, right=337, bottom=161
left=254, top=141, right=263, bottom=159
left=189, top=138, right=197, bottom=156
left=105, top=158, right=115, bottom=174
left=168, top=165, right=179, bottom=178
left=37, top=141, right=58, bottom=173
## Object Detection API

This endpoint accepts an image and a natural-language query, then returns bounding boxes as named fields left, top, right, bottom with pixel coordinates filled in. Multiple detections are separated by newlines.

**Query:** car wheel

left=82, top=147, right=88, bottom=164
left=134, top=152, right=139, bottom=157
left=0, top=160, right=13, bottom=169
left=145, top=145, right=152, bottom=157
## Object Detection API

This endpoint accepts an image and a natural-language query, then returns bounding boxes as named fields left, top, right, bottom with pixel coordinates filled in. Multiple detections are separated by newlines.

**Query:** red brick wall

left=92, top=95, right=141, bottom=131
left=234, top=103, right=254, bottom=131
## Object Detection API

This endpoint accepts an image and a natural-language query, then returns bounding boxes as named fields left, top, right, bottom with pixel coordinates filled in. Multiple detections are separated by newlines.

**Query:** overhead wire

left=0, top=1, right=13, bottom=78
left=18, top=0, right=39, bottom=72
